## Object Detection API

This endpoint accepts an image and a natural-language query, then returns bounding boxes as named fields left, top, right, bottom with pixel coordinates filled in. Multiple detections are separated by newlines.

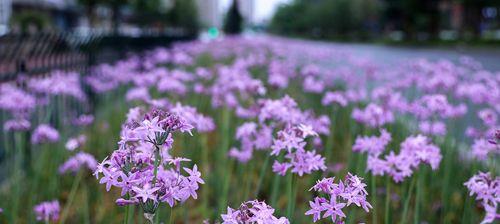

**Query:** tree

left=223, top=0, right=243, bottom=35
left=168, top=0, right=200, bottom=34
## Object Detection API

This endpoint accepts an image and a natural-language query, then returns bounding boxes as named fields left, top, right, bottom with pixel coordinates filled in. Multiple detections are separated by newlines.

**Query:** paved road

left=312, top=41, right=500, bottom=71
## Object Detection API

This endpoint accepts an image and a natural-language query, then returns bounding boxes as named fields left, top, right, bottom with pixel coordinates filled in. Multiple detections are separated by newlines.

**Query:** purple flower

left=132, top=184, right=161, bottom=203
left=95, top=108, right=203, bottom=218
left=322, top=91, right=348, bottom=107
left=3, top=118, right=31, bottom=132
left=271, top=125, right=326, bottom=176
left=170, top=102, right=215, bottom=133
left=221, top=200, right=289, bottom=224
left=464, top=172, right=500, bottom=224
left=73, top=114, right=94, bottom=126
left=31, top=124, right=60, bottom=144
left=59, top=152, right=97, bottom=174
left=472, top=138, right=500, bottom=161
left=352, top=103, right=394, bottom=128
left=126, top=87, right=151, bottom=102
left=272, top=161, right=292, bottom=176
left=419, top=121, right=447, bottom=136
left=352, top=129, right=391, bottom=156
left=306, top=173, right=371, bottom=223
left=33, top=200, right=60, bottom=222
left=478, top=109, right=498, bottom=127
left=65, top=134, right=87, bottom=151
left=0, top=83, right=36, bottom=114
left=366, top=135, right=441, bottom=182
left=28, top=70, right=86, bottom=100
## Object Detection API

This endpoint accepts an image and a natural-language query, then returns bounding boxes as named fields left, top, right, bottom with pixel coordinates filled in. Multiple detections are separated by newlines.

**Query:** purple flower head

left=3, top=118, right=31, bottom=132
left=59, top=152, right=98, bottom=174
left=410, top=94, right=466, bottom=120
left=73, top=114, right=94, bottom=127
left=126, top=87, right=151, bottom=103
left=95, top=106, right=202, bottom=218
left=0, top=84, right=36, bottom=115
left=33, top=200, right=60, bottom=223
left=478, top=109, right=498, bottom=128
left=352, top=103, right=394, bottom=128
left=65, top=134, right=87, bottom=151
left=144, top=108, right=194, bottom=135
left=352, top=129, right=391, bottom=156
left=472, top=138, right=500, bottom=161
left=306, top=173, right=371, bottom=223
left=270, top=125, right=326, bottom=176
left=170, top=102, right=215, bottom=133
left=419, top=120, right=447, bottom=136
left=28, top=70, right=86, bottom=100
left=221, top=200, right=289, bottom=224
left=367, top=135, right=441, bottom=182
left=464, top=172, right=500, bottom=224
left=322, top=91, right=348, bottom=107
left=31, top=124, right=60, bottom=144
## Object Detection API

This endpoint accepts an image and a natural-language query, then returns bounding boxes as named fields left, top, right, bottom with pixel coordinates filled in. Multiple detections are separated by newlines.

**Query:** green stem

left=154, top=210, right=159, bottom=224
left=168, top=206, right=173, bottom=224
left=414, top=171, right=424, bottom=224
left=218, top=160, right=234, bottom=216
left=60, top=171, right=83, bottom=224
left=371, top=174, right=377, bottom=224
left=200, top=134, right=210, bottom=217
left=254, top=156, right=271, bottom=198
left=286, top=174, right=297, bottom=221
left=82, top=182, right=90, bottom=224
left=152, top=145, right=161, bottom=186
left=401, top=176, right=416, bottom=223
left=384, top=177, right=391, bottom=224
left=270, top=174, right=281, bottom=207
left=124, top=197, right=130, bottom=224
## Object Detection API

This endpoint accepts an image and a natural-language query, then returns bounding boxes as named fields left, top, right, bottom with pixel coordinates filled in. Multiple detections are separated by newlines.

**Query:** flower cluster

left=0, top=84, right=36, bottom=115
left=59, top=152, right=98, bottom=174
left=306, top=173, right=372, bottom=223
left=464, top=172, right=500, bottom=224
left=352, top=129, right=391, bottom=156
left=33, top=200, right=60, bottom=223
left=322, top=91, right=348, bottom=107
left=73, top=114, right=95, bottom=127
left=3, top=118, right=31, bottom=132
left=221, top=200, right=289, bottom=224
left=65, top=134, right=87, bottom=151
left=31, top=124, right=60, bottom=144
left=352, top=103, right=394, bottom=128
left=229, top=122, right=273, bottom=163
left=94, top=108, right=202, bottom=221
left=27, top=70, right=86, bottom=101
left=271, top=124, right=326, bottom=176
left=472, top=138, right=500, bottom=161
left=230, top=95, right=329, bottom=163
left=170, top=102, right=215, bottom=133
left=367, top=135, right=441, bottom=182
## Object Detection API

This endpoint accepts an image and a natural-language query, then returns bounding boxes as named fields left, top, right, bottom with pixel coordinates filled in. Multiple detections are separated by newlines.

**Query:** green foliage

left=168, top=0, right=200, bottom=34
left=223, top=0, right=244, bottom=35
left=270, top=0, right=382, bottom=40
left=10, top=11, right=51, bottom=33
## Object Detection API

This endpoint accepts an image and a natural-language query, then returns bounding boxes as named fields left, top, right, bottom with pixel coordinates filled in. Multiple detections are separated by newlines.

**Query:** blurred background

left=1, top=0, right=500, bottom=82
left=0, top=0, right=499, bottom=43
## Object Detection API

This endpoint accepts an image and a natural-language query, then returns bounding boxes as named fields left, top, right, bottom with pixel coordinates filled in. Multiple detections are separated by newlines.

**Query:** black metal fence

left=0, top=32, right=196, bottom=82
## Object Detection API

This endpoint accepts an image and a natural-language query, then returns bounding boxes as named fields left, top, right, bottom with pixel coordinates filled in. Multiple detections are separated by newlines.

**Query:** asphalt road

left=317, top=42, right=500, bottom=71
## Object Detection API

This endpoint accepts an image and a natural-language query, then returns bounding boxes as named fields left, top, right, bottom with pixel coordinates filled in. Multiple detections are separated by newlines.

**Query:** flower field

left=0, top=36, right=498, bottom=224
